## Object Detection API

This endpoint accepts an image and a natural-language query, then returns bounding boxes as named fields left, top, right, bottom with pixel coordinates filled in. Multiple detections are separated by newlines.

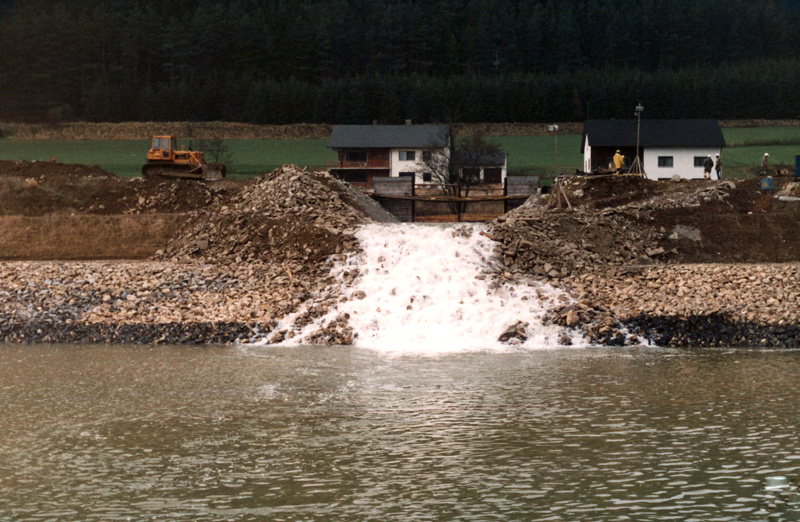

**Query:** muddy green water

left=2, top=344, right=800, bottom=521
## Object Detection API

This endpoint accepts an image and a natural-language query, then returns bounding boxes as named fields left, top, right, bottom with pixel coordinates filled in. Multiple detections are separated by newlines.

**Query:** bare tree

left=197, top=137, right=234, bottom=172
left=423, top=132, right=504, bottom=213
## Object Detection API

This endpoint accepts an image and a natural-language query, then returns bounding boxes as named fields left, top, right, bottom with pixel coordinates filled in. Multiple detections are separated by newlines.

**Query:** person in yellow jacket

left=613, top=150, right=625, bottom=175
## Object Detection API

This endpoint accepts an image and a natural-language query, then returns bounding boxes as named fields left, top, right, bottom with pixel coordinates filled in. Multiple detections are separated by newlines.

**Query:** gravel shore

left=0, top=260, right=331, bottom=344
left=567, top=263, right=800, bottom=347
left=2, top=259, right=799, bottom=348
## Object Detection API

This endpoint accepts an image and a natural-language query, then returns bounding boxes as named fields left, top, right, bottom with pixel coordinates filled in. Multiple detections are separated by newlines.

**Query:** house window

left=422, top=172, right=432, bottom=182
left=422, top=151, right=432, bottom=162
left=399, top=172, right=415, bottom=178
left=694, top=156, right=706, bottom=167
left=462, top=167, right=480, bottom=181
left=344, top=171, right=368, bottom=183
left=658, top=156, right=674, bottom=168
left=399, top=151, right=415, bottom=161
left=345, top=151, right=367, bottom=163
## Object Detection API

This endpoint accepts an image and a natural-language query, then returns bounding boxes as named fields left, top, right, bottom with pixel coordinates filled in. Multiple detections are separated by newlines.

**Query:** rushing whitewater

left=271, top=223, right=584, bottom=353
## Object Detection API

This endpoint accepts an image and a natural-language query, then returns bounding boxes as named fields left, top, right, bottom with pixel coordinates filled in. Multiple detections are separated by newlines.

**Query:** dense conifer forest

left=2, top=0, right=800, bottom=123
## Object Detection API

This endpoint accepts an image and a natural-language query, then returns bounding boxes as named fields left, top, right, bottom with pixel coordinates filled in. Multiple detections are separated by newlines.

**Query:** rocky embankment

left=0, top=262, right=272, bottom=344
left=0, top=165, right=394, bottom=345
left=2, top=162, right=800, bottom=348
left=491, top=176, right=800, bottom=347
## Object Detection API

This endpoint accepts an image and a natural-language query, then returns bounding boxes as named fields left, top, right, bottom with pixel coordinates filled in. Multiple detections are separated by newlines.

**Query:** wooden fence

left=372, top=176, right=539, bottom=223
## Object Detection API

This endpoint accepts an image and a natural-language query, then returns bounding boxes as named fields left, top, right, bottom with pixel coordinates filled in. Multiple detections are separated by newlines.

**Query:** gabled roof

left=582, top=119, right=726, bottom=152
left=328, top=124, right=450, bottom=149
left=452, top=150, right=507, bottom=166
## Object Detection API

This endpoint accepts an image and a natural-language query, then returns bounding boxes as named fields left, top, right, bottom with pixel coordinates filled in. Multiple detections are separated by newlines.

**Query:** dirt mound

left=558, top=175, right=661, bottom=210
left=0, top=159, right=115, bottom=179
left=492, top=175, right=800, bottom=278
left=0, top=158, right=395, bottom=263
left=0, top=159, right=248, bottom=216
left=0, top=214, right=181, bottom=260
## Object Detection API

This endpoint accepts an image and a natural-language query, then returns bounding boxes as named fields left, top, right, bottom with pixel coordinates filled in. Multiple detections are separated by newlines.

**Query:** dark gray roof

left=452, top=150, right=507, bottom=166
left=328, top=124, right=450, bottom=149
left=582, top=119, right=726, bottom=151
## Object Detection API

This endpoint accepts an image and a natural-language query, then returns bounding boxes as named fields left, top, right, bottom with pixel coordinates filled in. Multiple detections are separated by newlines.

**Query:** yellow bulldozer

left=141, top=135, right=226, bottom=180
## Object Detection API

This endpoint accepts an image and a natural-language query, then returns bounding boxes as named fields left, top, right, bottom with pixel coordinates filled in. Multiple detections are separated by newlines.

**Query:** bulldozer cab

left=149, top=136, right=178, bottom=160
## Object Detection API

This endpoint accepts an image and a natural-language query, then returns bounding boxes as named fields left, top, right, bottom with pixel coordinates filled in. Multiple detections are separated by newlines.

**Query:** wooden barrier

left=505, top=176, right=540, bottom=212
left=372, top=176, right=540, bottom=223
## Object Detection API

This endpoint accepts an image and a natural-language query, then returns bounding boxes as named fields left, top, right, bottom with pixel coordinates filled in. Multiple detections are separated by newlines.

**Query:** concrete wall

left=372, top=177, right=414, bottom=222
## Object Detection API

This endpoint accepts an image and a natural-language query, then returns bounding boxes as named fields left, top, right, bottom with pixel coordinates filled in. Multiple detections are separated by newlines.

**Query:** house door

left=484, top=168, right=502, bottom=184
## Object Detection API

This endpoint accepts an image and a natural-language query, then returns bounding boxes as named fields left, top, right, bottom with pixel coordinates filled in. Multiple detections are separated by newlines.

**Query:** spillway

left=270, top=223, right=584, bottom=354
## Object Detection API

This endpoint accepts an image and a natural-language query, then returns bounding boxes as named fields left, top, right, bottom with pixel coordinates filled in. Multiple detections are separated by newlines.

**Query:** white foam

left=267, top=223, right=584, bottom=354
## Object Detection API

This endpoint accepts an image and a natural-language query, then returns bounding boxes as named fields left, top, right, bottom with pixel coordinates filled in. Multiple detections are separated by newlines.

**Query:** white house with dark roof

left=327, top=124, right=451, bottom=188
left=582, top=120, right=726, bottom=180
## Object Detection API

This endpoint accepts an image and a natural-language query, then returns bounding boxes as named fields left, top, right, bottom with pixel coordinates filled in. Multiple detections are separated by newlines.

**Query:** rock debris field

left=1, top=158, right=799, bottom=348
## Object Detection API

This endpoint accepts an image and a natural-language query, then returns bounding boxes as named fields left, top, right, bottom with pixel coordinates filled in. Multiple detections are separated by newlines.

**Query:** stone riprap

left=491, top=176, right=800, bottom=348
left=558, top=263, right=800, bottom=347
left=0, top=166, right=395, bottom=345
left=0, top=260, right=348, bottom=344
left=4, top=259, right=798, bottom=348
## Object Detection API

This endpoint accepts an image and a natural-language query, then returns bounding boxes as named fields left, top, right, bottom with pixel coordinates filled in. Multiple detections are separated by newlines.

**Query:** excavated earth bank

left=491, top=175, right=800, bottom=347
left=1, top=158, right=799, bottom=347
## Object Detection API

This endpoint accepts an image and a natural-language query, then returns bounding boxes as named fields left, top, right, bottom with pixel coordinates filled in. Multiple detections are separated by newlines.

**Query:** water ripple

left=2, top=346, right=800, bottom=521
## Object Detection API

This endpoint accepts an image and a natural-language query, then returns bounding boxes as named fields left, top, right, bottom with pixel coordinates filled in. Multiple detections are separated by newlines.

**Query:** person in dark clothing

left=715, top=154, right=721, bottom=180
left=703, top=155, right=713, bottom=180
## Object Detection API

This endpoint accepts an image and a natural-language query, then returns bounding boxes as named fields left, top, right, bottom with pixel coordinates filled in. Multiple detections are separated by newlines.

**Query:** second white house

left=582, top=119, right=726, bottom=180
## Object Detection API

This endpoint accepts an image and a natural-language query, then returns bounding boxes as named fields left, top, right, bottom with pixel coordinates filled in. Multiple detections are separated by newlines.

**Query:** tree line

left=1, top=0, right=799, bottom=123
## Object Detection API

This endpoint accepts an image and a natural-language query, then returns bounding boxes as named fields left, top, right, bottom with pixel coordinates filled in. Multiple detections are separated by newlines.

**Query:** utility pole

left=630, top=104, right=644, bottom=176
left=548, top=125, right=559, bottom=177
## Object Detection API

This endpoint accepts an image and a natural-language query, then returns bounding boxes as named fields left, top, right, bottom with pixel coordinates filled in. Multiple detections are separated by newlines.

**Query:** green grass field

left=0, top=139, right=336, bottom=178
left=0, top=129, right=796, bottom=180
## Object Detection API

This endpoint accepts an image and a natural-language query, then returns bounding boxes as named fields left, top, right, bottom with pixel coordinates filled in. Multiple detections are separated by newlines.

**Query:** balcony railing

left=327, top=158, right=390, bottom=169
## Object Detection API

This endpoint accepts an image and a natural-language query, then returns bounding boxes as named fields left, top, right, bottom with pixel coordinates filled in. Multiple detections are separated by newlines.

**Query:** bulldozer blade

left=204, top=164, right=227, bottom=181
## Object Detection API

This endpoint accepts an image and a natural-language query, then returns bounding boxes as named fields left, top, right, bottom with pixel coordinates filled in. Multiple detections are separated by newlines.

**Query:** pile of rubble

left=489, top=175, right=800, bottom=347
left=157, top=165, right=395, bottom=266
left=0, top=166, right=397, bottom=345
left=156, top=165, right=394, bottom=266
left=491, top=207, right=663, bottom=280
left=490, top=176, right=747, bottom=281
left=146, top=166, right=397, bottom=343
